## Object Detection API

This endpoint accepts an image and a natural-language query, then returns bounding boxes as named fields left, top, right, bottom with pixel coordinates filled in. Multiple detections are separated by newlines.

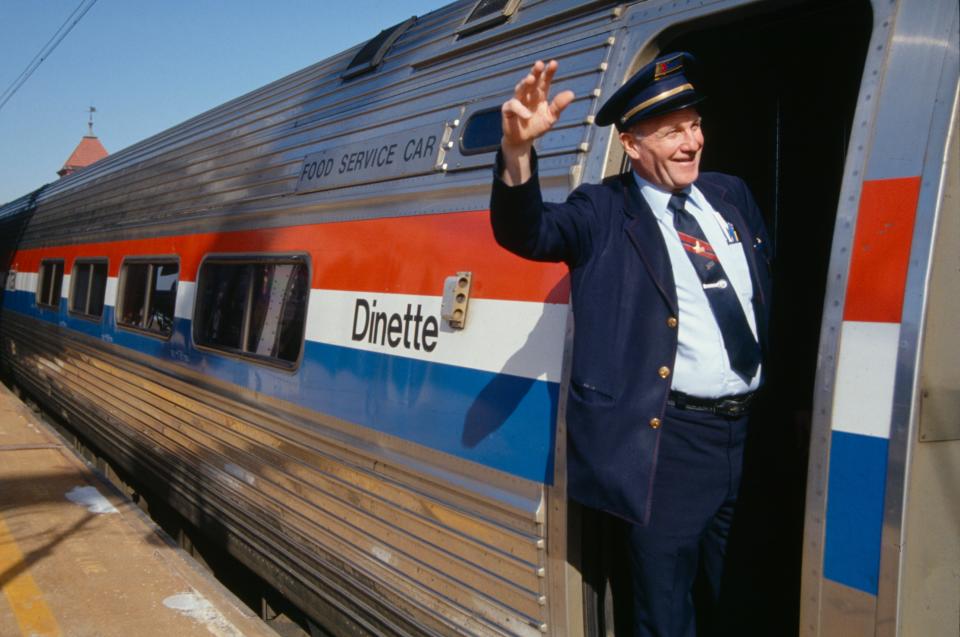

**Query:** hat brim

left=617, top=91, right=705, bottom=131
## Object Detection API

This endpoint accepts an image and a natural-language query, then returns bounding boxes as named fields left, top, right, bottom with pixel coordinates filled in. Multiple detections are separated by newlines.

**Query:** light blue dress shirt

left=633, top=172, right=761, bottom=397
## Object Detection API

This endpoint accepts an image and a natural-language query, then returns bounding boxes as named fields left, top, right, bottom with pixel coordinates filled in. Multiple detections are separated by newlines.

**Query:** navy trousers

left=628, top=404, right=748, bottom=637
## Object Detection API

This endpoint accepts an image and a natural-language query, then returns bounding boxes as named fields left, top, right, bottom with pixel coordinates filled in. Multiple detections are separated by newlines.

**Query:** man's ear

left=619, top=131, right=641, bottom=161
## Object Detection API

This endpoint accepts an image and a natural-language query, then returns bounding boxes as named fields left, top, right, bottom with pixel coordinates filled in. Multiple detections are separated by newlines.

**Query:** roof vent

left=342, top=16, right=417, bottom=81
left=457, top=0, right=521, bottom=37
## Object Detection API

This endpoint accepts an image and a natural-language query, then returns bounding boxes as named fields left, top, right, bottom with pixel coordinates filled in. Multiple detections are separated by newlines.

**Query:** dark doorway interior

left=673, top=2, right=872, bottom=632
left=582, top=1, right=873, bottom=634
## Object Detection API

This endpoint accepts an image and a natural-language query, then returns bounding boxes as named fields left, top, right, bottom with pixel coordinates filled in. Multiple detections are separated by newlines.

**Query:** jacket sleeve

left=489, top=148, right=598, bottom=267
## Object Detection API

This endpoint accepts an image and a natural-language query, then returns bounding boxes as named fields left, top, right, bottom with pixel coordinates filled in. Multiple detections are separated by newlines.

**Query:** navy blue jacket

left=490, top=152, right=772, bottom=525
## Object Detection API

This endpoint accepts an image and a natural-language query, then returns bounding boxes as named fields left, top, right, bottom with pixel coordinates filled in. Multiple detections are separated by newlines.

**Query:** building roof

left=58, top=135, right=108, bottom=178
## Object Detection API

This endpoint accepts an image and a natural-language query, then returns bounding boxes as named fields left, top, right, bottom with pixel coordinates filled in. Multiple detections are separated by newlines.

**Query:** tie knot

left=668, top=193, right=687, bottom=214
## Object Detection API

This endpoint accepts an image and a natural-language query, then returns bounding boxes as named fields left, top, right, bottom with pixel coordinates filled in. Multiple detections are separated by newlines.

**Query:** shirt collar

left=632, top=171, right=705, bottom=221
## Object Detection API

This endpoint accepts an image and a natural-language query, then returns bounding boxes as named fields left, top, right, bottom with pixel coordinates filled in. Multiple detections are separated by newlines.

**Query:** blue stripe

left=823, top=430, right=888, bottom=595
left=2, top=290, right=558, bottom=483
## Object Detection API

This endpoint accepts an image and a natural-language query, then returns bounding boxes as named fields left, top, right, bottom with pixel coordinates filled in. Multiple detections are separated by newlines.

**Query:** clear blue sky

left=0, top=0, right=445, bottom=205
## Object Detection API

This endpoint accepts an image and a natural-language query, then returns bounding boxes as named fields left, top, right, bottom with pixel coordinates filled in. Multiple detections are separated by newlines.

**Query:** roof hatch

left=456, top=0, right=522, bottom=37
left=342, top=16, right=417, bottom=81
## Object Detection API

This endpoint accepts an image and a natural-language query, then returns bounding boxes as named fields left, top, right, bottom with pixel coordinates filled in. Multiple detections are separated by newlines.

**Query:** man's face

left=620, top=107, right=703, bottom=191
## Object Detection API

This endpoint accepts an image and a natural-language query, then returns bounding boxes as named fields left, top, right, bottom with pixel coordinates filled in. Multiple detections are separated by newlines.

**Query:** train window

left=36, top=259, right=64, bottom=309
left=69, top=259, right=108, bottom=320
left=193, top=255, right=309, bottom=369
left=342, top=17, right=417, bottom=81
left=460, top=107, right=503, bottom=154
left=117, top=258, right=179, bottom=338
left=456, top=0, right=520, bottom=37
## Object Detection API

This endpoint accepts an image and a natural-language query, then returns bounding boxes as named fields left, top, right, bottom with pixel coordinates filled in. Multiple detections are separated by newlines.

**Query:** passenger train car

left=1, top=0, right=956, bottom=635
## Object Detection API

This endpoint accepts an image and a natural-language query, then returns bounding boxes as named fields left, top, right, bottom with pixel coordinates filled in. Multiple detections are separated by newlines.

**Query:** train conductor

left=489, top=53, right=772, bottom=636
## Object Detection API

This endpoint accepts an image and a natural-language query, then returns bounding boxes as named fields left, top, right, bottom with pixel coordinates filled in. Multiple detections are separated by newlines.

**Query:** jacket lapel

left=619, top=174, right=679, bottom=315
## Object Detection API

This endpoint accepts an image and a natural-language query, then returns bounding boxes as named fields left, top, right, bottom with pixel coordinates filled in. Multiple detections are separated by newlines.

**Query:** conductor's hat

left=596, top=52, right=704, bottom=131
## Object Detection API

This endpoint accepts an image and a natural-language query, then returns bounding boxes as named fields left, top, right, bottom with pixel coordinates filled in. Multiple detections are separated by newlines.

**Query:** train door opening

left=580, top=1, right=873, bottom=634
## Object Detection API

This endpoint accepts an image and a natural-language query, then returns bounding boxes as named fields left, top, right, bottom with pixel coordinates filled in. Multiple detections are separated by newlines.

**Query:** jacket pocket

left=569, top=379, right=617, bottom=406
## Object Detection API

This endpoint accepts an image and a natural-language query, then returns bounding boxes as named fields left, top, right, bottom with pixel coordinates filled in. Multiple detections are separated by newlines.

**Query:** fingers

left=549, top=89, right=576, bottom=118
left=513, top=74, right=535, bottom=102
left=529, top=60, right=561, bottom=106
left=502, top=97, right=533, bottom=120
left=514, top=60, right=545, bottom=103
left=531, top=60, right=556, bottom=103
left=540, top=59, right=558, bottom=95
left=502, top=59, right=571, bottom=146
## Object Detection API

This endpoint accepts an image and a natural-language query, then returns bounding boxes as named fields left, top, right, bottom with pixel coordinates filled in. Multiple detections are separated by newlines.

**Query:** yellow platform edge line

left=0, top=515, right=63, bottom=637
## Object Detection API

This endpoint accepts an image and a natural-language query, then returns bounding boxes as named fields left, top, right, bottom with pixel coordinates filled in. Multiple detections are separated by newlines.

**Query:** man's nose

left=679, top=129, right=702, bottom=151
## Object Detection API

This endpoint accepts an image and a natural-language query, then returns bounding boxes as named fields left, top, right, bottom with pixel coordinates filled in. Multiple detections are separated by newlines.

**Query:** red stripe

left=844, top=177, right=921, bottom=323
left=5, top=211, right=569, bottom=304
left=684, top=247, right=718, bottom=262
left=677, top=233, right=718, bottom=261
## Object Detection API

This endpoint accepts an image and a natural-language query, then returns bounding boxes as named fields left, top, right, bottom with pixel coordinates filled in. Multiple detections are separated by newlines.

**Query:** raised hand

left=500, top=60, right=575, bottom=185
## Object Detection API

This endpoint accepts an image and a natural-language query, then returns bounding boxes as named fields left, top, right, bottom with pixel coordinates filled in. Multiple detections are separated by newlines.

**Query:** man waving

left=490, top=53, right=772, bottom=636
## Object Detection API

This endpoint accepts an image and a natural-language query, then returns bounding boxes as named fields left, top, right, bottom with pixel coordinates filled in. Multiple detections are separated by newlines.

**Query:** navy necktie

left=668, top=192, right=761, bottom=382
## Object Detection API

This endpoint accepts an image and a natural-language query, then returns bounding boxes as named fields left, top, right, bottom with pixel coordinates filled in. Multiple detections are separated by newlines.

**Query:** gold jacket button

left=667, top=316, right=678, bottom=328
left=658, top=366, right=671, bottom=379
left=649, top=417, right=661, bottom=429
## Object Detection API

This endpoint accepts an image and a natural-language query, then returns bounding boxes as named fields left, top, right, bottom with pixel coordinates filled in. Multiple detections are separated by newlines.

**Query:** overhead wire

left=0, top=0, right=100, bottom=114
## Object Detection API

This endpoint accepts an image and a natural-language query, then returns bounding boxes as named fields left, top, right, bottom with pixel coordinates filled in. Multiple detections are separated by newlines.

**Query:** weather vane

left=87, top=105, right=96, bottom=136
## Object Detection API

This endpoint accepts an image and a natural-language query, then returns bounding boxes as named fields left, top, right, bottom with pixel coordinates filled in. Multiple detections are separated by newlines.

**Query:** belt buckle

left=719, top=399, right=741, bottom=416
left=717, top=395, right=750, bottom=417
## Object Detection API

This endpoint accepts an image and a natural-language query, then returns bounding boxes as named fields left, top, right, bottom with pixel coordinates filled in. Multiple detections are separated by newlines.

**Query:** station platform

left=0, top=382, right=280, bottom=637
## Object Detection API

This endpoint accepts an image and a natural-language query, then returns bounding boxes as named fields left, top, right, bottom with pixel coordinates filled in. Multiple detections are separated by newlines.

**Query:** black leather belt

left=667, top=390, right=754, bottom=417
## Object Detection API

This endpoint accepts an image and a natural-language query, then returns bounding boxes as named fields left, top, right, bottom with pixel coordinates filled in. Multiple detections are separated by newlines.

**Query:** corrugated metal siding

left=0, top=1, right=630, bottom=633
left=3, top=312, right=547, bottom=635
left=4, top=0, right=620, bottom=249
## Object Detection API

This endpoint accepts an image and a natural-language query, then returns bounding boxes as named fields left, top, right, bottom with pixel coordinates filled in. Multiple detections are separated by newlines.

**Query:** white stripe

left=176, top=281, right=195, bottom=319
left=10, top=276, right=569, bottom=383
left=16, top=271, right=37, bottom=292
left=831, top=321, right=900, bottom=438
left=305, top=290, right=568, bottom=382
left=104, top=277, right=118, bottom=308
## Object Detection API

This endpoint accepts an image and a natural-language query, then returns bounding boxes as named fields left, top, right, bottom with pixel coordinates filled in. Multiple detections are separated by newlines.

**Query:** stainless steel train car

left=1, top=0, right=957, bottom=635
